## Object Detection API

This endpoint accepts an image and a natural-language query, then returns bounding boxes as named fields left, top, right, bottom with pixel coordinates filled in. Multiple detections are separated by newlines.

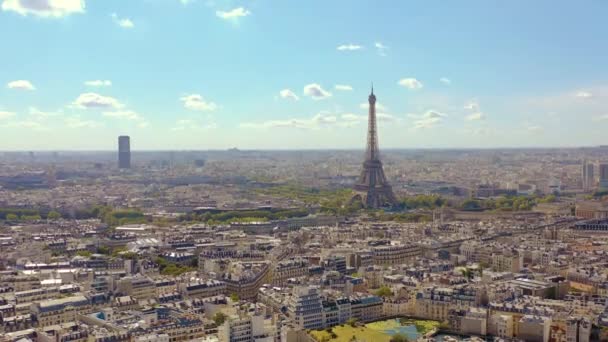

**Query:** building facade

left=118, top=135, right=131, bottom=169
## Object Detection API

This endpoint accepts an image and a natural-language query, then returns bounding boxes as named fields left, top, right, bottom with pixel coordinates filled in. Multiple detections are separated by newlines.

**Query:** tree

left=47, top=211, right=62, bottom=220
left=460, top=268, right=474, bottom=280
left=6, top=213, right=18, bottom=221
left=121, top=252, right=139, bottom=260
left=76, top=250, right=92, bottom=257
left=96, top=246, right=111, bottom=255
left=230, top=293, right=240, bottom=302
left=346, top=318, right=358, bottom=327
left=390, top=334, right=409, bottom=342
left=461, top=199, right=482, bottom=210
left=375, top=285, right=394, bottom=297
left=21, top=214, right=42, bottom=221
left=401, top=194, right=446, bottom=210
left=213, top=312, right=228, bottom=326
left=438, top=321, right=451, bottom=331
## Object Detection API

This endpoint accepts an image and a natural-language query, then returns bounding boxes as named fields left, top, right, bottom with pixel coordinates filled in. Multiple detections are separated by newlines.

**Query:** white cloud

left=172, top=119, right=194, bottom=130
left=377, top=113, right=396, bottom=122
left=422, top=110, right=446, bottom=119
left=279, top=89, right=299, bottom=101
left=524, top=122, right=543, bottom=132
left=398, top=78, right=423, bottom=90
left=111, top=13, right=134, bottom=28
left=65, top=116, right=101, bottom=128
left=311, top=112, right=337, bottom=125
left=243, top=111, right=340, bottom=130
left=180, top=94, right=218, bottom=111
left=339, top=111, right=395, bottom=127
left=465, top=112, right=485, bottom=121
left=341, top=113, right=364, bottom=121
left=464, top=100, right=479, bottom=111
left=172, top=119, right=216, bottom=131
left=337, top=114, right=365, bottom=127
left=103, top=110, right=142, bottom=121
left=7, top=80, right=35, bottom=90
left=466, top=127, right=490, bottom=136
left=359, top=102, right=387, bottom=111
left=242, top=110, right=395, bottom=130
left=374, top=42, right=388, bottom=56
left=440, top=77, right=451, bottom=85
left=29, top=107, right=62, bottom=117
left=337, top=44, right=363, bottom=51
left=303, top=83, right=332, bottom=100
left=4, top=120, right=47, bottom=130
left=241, top=119, right=307, bottom=130
left=575, top=91, right=593, bottom=99
left=180, top=0, right=194, bottom=4
left=592, top=114, right=608, bottom=122
left=1, top=0, right=85, bottom=18
left=464, top=100, right=486, bottom=121
left=334, top=84, right=353, bottom=91
left=216, top=7, right=250, bottom=19
left=411, top=110, right=447, bottom=129
left=414, top=117, right=442, bottom=129
left=84, top=80, right=112, bottom=87
left=0, top=111, right=16, bottom=119
left=72, top=93, right=123, bottom=109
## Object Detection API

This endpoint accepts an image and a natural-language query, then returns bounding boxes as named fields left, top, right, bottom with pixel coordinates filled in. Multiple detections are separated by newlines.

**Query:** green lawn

left=310, top=319, right=440, bottom=342
left=310, top=325, right=392, bottom=342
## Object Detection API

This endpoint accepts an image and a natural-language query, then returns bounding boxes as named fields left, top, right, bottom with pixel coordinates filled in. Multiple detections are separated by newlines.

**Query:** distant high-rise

left=599, top=163, right=608, bottom=190
left=118, top=136, right=131, bottom=169
left=352, top=86, right=397, bottom=208
left=587, top=163, right=595, bottom=190
left=582, top=160, right=595, bottom=191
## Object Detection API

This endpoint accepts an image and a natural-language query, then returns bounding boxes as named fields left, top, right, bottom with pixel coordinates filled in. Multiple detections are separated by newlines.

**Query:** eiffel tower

left=352, top=86, right=397, bottom=208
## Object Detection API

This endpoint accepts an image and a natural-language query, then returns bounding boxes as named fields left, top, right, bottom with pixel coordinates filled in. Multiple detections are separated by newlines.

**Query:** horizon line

left=1, top=145, right=608, bottom=153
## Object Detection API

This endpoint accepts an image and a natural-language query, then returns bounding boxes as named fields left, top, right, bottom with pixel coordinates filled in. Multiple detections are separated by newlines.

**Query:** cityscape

left=3, top=1, right=608, bottom=342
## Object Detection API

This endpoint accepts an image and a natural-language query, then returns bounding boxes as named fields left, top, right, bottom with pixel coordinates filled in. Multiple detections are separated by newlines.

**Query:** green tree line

left=1, top=208, right=62, bottom=221
left=461, top=194, right=556, bottom=212
left=182, top=208, right=310, bottom=224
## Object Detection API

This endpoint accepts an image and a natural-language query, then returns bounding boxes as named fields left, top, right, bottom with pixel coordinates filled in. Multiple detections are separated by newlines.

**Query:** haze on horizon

left=1, top=0, right=607, bottom=150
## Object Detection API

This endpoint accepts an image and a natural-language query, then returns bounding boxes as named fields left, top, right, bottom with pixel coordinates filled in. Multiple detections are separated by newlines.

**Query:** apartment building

left=31, top=295, right=91, bottom=327
left=272, top=258, right=309, bottom=286
left=566, top=317, right=591, bottom=342
left=218, top=310, right=273, bottom=342
left=14, top=287, right=59, bottom=304
left=287, top=287, right=324, bottom=330
left=371, top=244, right=421, bottom=266
left=116, top=276, right=156, bottom=300
left=518, top=315, right=551, bottom=342
left=492, top=251, right=523, bottom=273
left=180, top=280, right=226, bottom=299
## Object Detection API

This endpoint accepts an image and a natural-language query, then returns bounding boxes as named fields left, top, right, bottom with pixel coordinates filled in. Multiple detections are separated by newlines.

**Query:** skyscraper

left=599, top=163, right=608, bottom=190
left=352, top=87, right=397, bottom=208
left=582, top=161, right=587, bottom=189
left=582, top=160, right=595, bottom=191
left=586, top=162, right=594, bottom=191
left=118, top=136, right=131, bottom=169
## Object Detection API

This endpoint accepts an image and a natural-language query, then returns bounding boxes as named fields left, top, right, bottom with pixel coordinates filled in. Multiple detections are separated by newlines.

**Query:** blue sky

left=1, top=0, right=607, bottom=150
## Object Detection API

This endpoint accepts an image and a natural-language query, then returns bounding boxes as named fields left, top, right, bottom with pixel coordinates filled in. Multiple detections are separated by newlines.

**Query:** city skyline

left=2, top=0, right=608, bottom=150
